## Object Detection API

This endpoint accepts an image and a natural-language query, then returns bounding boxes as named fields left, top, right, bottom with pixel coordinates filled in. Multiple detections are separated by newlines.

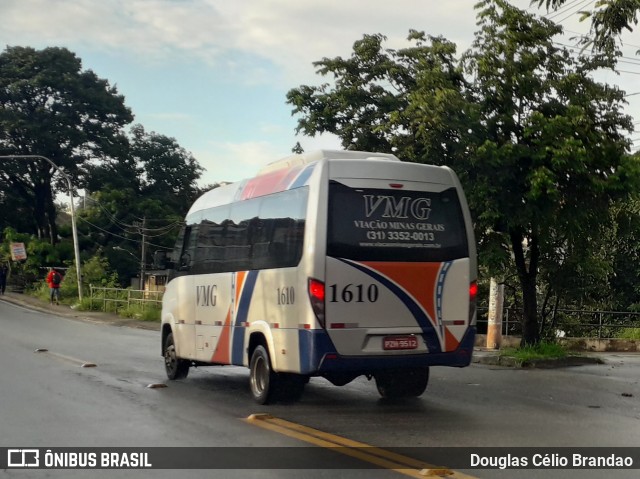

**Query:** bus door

left=194, top=276, right=233, bottom=363
left=324, top=179, right=471, bottom=356
left=192, top=206, right=234, bottom=363
left=171, top=222, right=198, bottom=359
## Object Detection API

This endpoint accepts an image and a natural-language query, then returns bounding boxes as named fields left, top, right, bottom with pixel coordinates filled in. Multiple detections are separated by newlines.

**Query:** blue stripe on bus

left=288, top=163, right=316, bottom=189
left=298, top=329, right=336, bottom=375
left=337, top=258, right=442, bottom=353
left=231, top=270, right=259, bottom=365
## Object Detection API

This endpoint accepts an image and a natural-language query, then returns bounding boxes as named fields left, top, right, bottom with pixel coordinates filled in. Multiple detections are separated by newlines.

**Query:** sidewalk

left=0, top=291, right=159, bottom=331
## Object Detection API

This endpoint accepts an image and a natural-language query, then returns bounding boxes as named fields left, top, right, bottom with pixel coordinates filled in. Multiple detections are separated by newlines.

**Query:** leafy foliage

left=61, top=254, right=119, bottom=303
left=287, top=30, right=470, bottom=163
left=534, top=0, right=640, bottom=53
left=464, top=0, right=636, bottom=343
left=287, top=0, right=638, bottom=344
left=618, top=328, right=640, bottom=339
left=0, top=46, right=133, bottom=243
left=80, top=124, right=203, bottom=286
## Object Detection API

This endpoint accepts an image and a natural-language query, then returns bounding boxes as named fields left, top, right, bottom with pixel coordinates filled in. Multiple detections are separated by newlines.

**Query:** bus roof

left=187, top=150, right=406, bottom=216
left=257, top=150, right=400, bottom=175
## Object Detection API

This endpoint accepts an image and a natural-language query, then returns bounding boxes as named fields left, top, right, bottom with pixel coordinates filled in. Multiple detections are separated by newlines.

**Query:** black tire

left=164, top=332, right=190, bottom=380
left=249, top=345, right=278, bottom=405
left=375, top=367, right=429, bottom=398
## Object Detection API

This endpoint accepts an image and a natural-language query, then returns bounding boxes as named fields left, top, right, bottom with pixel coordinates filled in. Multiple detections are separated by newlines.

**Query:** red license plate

left=383, top=336, right=419, bottom=350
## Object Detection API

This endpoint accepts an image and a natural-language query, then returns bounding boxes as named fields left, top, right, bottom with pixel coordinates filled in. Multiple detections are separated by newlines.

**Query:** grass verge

left=500, top=341, right=568, bottom=361
left=618, top=328, right=640, bottom=340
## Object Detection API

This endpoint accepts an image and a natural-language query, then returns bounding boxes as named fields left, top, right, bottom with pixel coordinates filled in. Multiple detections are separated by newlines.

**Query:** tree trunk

left=510, top=228, right=540, bottom=346
left=33, top=182, right=57, bottom=244
left=45, top=183, right=59, bottom=244
left=520, top=273, right=539, bottom=346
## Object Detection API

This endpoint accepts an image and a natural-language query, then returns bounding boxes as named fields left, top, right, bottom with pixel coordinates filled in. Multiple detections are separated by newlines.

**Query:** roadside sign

left=10, top=243, right=27, bottom=261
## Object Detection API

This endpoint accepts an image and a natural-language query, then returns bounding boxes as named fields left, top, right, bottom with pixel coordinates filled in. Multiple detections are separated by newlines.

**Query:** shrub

left=73, top=297, right=103, bottom=311
left=118, top=304, right=160, bottom=322
left=618, top=328, right=640, bottom=340
left=500, top=341, right=568, bottom=360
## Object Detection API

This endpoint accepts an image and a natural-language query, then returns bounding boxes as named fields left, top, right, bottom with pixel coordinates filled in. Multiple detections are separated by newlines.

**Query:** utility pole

left=487, top=278, right=504, bottom=349
left=139, top=216, right=147, bottom=291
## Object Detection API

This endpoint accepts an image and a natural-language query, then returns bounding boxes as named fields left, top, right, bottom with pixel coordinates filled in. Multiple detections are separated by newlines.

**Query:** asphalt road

left=1, top=296, right=638, bottom=479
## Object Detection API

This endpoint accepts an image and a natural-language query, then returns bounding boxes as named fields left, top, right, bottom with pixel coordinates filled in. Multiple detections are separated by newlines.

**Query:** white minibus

left=161, top=150, right=477, bottom=404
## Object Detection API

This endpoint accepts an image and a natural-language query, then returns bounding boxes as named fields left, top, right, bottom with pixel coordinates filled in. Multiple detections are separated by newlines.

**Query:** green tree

left=0, top=176, right=33, bottom=234
left=286, top=1, right=636, bottom=345
left=82, top=125, right=203, bottom=286
left=287, top=31, right=470, bottom=161
left=605, top=181, right=640, bottom=310
left=77, top=188, right=184, bottom=287
left=534, top=0, right=640, bottom=52
left=130, top=124, right=203, bottom=213
left=462, top=0, right=635, bottom=344
left=0, top=46, right=133, bottom=243
left=62, top=253, right=119, bottom=301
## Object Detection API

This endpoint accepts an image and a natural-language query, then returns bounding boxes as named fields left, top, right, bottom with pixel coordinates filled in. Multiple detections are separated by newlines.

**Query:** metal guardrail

left=477, top=307, right=640, bottom=339
left=89, top=285, right=162, bottom=312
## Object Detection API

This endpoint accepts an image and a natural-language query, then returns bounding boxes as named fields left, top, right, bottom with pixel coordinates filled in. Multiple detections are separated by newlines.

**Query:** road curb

left=473, top=352, right=604, bottom=368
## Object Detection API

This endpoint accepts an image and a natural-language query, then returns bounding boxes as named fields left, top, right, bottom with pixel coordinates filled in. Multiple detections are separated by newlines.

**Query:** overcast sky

left=1, top=0, right=638, bottom=186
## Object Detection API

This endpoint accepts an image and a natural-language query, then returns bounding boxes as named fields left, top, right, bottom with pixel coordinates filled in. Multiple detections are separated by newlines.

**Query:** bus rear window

left=327, top=181, right=468, bottom=262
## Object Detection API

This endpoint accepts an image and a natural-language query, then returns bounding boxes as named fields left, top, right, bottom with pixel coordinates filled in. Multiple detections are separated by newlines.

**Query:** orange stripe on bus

left=235, top=271, right=246, bottom=305
left=211, top=308, right=232, bottom=363
left=362, top=261, right=441, bottom=323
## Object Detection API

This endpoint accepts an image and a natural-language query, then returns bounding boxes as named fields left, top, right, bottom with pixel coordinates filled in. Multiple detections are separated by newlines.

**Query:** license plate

left=383, top=335, right=419, bottom=350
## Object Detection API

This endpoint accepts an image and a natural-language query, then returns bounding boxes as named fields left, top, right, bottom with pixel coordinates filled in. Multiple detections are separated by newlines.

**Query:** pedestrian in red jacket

left=46, top=268, right=63, bottom=305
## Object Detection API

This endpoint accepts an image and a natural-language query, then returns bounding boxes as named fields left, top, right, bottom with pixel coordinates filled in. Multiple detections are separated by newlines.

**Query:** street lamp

left=0, top=155, right=83, bottom=300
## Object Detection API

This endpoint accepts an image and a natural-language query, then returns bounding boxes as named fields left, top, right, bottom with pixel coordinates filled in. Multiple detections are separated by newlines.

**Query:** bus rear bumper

left=305, top=327, right=476, bottom=375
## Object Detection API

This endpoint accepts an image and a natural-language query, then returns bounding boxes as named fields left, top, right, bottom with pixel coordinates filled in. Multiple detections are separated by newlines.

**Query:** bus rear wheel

left=375, top=367, right=429, bottom=398
left=164, top=332, right=190, bottom=380
left=249, top=345, right=278, bottom=404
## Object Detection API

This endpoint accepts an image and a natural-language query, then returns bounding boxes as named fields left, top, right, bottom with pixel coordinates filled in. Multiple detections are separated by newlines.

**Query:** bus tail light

left=308, top=278, right=326, bottom=328
left=469, top=281, right=478, bottom=325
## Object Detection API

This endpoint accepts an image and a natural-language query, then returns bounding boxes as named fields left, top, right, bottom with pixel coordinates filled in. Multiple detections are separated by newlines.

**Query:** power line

left=543, top=0, right=588, bottom=20
left=77, top=217, right=176, bottom=253
left=82, top=195, right=183, bottom=235
left=618, top=69, right=640, bottom=76
left=564, top=29, right=640, bottom=51
left=552, top=41, right=640, bottom=67
left=77, top=217, right=139, bottom=243
left=553, top=0, right=596, bottom=24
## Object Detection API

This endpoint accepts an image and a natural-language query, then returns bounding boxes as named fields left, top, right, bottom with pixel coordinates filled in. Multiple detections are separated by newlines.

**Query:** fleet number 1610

left=328, top=284, right=379, bottom=303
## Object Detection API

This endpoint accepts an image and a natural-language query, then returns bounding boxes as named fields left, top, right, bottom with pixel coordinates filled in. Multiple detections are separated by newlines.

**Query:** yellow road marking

left=245, top=414, right=478, bottom=478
